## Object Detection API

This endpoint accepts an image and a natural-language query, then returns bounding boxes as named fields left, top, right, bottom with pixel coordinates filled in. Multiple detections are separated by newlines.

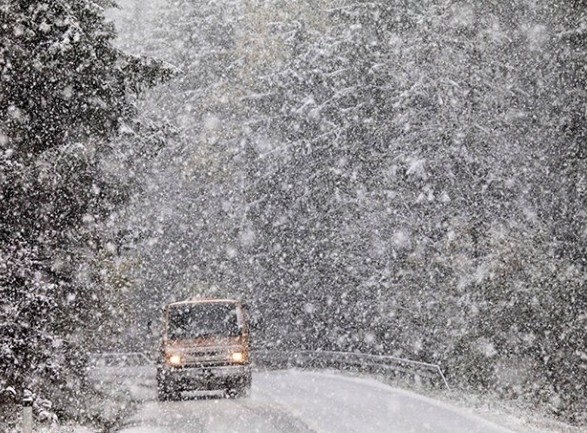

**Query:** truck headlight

left=231, top=352, right=246, bottom=363
left=167, top=353, right=184, bottom=367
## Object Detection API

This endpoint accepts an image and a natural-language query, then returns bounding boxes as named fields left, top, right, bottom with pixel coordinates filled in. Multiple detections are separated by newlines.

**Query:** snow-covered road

left=118, top=370, right=515, bottom=433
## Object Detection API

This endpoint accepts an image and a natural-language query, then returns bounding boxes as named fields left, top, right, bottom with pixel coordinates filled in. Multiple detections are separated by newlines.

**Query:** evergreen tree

left=0, top=0, right=169, bottom=425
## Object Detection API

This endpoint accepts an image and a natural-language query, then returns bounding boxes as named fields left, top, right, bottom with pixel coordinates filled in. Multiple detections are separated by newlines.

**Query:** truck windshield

left=167, top=303, right=240, bottom=340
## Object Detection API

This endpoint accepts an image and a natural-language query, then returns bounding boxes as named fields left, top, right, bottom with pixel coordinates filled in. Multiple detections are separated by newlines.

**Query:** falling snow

left=1, top=0, right=586, bottom=432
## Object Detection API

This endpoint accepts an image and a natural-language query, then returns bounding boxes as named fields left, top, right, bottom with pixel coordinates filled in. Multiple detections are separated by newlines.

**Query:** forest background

left=1, top=0, right=586, bottom=429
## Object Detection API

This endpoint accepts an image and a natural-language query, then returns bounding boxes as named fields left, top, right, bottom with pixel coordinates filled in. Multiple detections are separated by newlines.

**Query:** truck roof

left=166, top=298, right=242, bottom=308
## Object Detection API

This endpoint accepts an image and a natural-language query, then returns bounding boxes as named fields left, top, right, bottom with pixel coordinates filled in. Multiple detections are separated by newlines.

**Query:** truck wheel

left=157, top=370, right=180, bottom=401
left=157, top=381, right=180, bottom=401
left=241, top=371, right=252, bottom=397
left=227, top=372, right=252, bottom=398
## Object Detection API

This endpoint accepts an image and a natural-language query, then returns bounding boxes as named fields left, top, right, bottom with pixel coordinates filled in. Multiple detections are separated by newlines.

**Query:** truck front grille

left=183, top=347, right=233, bottom=367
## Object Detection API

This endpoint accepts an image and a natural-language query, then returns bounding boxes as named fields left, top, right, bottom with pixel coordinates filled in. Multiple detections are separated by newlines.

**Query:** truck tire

left=227, top=371, right=252, bottom=398
left=157, top=369, right=180, bottom=401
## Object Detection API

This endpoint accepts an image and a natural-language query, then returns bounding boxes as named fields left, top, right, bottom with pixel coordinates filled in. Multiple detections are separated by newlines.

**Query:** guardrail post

left=436, top=366, right=451, bottom=391
left=22, top=393, right=33, bottom=433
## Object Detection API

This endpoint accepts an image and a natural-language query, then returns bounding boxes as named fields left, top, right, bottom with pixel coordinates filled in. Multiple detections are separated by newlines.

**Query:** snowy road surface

left=118, top=370, right=515, bottom=433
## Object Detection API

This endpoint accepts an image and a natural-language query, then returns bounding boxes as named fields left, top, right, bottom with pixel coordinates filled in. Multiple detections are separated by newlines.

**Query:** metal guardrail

left=252, top=349, right=450, bottom=390
left=87, top=351, right=154, bottom=368
left=85, top=349, right=450, bottom=390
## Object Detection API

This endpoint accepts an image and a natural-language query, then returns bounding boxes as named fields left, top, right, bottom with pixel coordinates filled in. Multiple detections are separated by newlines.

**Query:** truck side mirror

left=249, top=313, right=261, bottom=330
left=148, top=320, right=160, bottom=338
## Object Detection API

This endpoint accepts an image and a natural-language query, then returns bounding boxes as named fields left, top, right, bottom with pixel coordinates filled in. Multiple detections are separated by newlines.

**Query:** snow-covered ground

left=36, top=368, right=582, bottom=433
left=112, top=370, right=548, bottom=433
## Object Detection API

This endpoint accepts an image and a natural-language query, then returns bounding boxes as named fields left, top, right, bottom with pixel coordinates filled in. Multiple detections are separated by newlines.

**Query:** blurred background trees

left=2, top=0, right=583, bottom=425
left=108, top=0, right=586, bottom=422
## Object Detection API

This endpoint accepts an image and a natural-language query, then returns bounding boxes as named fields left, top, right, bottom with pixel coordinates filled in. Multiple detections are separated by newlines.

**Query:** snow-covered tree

left=0, top=0, right=169, bottom=427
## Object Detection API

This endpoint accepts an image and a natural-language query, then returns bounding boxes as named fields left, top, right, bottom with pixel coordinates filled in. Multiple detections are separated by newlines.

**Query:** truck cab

left=156, top=298, right=251, bottom=400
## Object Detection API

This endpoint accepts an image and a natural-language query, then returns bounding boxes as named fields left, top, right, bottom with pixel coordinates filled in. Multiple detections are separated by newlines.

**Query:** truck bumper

left=158, top=364, right=251, bottom=391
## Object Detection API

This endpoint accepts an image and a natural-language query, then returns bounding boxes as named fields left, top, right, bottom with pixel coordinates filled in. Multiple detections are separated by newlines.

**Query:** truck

left=156, top=298, right=252, bottom=400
